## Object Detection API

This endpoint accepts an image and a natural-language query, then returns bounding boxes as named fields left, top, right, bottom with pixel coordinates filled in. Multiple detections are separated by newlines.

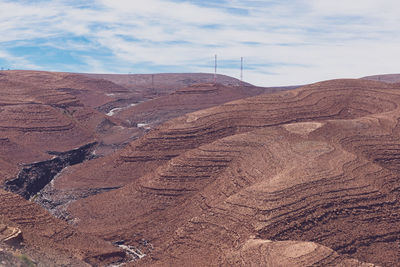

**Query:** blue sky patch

left=1, top=0, right=399, bottom=86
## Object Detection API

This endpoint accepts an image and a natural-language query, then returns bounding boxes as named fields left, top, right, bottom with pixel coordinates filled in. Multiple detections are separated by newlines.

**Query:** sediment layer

left=65, top=79, right=400, bottom=266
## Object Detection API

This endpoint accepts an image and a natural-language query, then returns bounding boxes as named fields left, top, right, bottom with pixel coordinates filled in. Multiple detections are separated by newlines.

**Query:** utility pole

left=150, top=74, right=155, bottom=95
left=214, top=54, right=217, bottom=84
left=240, top=57, right=243, bottom=86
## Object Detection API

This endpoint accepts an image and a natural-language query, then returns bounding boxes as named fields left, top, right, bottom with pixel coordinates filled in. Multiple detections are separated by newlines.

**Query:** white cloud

left=1, top=0, right=400, bottom=86
left=0, top=49, right=42, bottom=70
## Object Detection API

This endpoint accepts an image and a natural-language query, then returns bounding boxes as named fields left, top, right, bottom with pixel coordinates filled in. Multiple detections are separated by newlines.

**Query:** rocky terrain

left=2, top=70, right=400, bottom=266
left=0, top=70, right=293, bottom=266
left=83, top=73, right=253, bottom=97
left=56, top=78, right=399, bottom=266
left=117, top=83, right=294, bottom=128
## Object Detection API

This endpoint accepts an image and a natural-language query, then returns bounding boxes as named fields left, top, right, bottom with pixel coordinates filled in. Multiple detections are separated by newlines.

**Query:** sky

left=1, top=0, right=400, bottom=86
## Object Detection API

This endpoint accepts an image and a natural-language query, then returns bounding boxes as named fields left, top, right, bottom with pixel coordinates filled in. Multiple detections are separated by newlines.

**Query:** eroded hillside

left=1, top=70, right=291, bottom=266
left=2, top=71, right=400, bottom=266
left=59, top=79, right=400, bottom=266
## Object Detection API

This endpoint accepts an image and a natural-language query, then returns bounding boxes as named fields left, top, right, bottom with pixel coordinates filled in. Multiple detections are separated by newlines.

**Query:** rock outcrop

left=0, top=189, right=126, bottom=266
left=0, top=223, right=22, bottom=246
left=4, top=142, right=97, bottom=199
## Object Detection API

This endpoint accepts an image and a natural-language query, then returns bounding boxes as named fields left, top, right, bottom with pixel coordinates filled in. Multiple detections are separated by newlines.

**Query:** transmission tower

left=214, top=54, right=217, bottom=84
left=240, top=57, right=243, bottom=86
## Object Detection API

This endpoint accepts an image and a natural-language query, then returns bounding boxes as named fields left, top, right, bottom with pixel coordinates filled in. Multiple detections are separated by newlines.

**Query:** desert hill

left=0, top=70, right=138, bottom=265
left=84, top=73, right=254, bottom=115
left=362, top=73, right=400, bottom=83
left=53, top=78, right=400, bottom=266
left=0, top=70, right=298, bottom=265
left=83, top=73, right=252, bottom=95
left=28, top=76, right=295, bottom=219
left=0, top=70, right=139, bottom=178
left=2, top=71, right=400, bottom=265
left=117, top=82, right=294, bottom=128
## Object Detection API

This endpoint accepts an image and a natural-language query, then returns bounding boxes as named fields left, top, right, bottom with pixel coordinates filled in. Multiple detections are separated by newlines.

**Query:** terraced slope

left=0, top=70, right=135, bottom=265
left=1, top=70, right=301, bottom=266
left=0, top=70, right=139, bottom=167
left=0, top=71, right=93, bottom=182
left=118, top=83, right=292, bottom=127
left=42, top=82, right=296, bottom=216
left=83, top=73, right=252, bottom=97
left=62, top=79, right=400, bottom=266
left=3, top=71, right=399, bottom=266
left=0, top=189, right=125, bottom=266
left=224, top=239, right=376, bottom=266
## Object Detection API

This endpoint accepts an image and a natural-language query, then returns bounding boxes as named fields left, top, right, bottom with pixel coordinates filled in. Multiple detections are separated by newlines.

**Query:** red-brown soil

left=41, top=79, right=295, bottom=215
left=58, top=78, right=400, bottom=266
left=83, top=73, right=252, bottom=96
left=4, top=70, right=400, bottom=266
left=117, top=83, right=293, bottom=127
left=0, top=70, right=146, bottom=159
left=0, top=189, right=125, bottom=266
left=84, top=73, right=254, bottom=117
left=0, top=70, right=141, bottom=265
left=1, top=70, right=301, bottom=266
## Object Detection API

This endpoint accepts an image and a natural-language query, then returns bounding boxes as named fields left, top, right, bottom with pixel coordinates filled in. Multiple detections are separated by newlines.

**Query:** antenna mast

left=240, top=57, right=243, bottom=86
left=214, top=54, right=217, bottom=84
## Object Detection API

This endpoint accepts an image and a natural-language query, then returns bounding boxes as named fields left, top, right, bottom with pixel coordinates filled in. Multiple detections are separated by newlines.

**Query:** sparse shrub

left=17, top=254, right=35, bottom=267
